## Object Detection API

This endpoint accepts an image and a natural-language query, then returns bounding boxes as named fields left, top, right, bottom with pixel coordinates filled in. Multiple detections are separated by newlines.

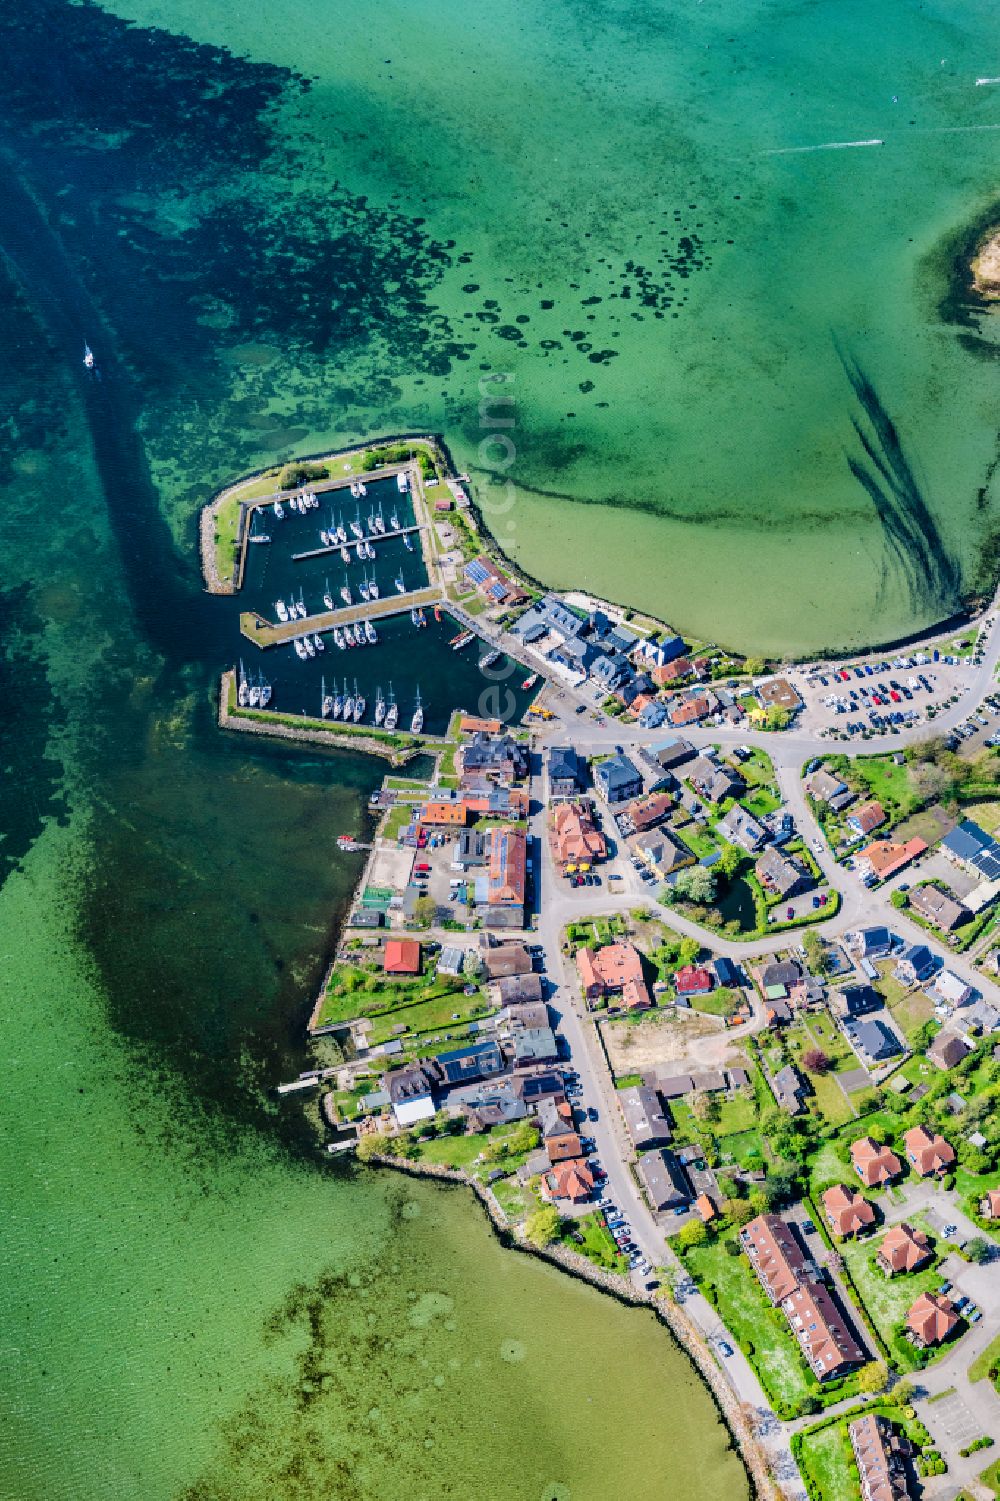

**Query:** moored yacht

left=275, top=598, right=289, bottom=622
left=238, top=661, right=249, bottom=707
left=350, top=509, right=364, bottom=540
left=273, top=499, right=284, bottom=519
left=313, top=633, right=324, bottom=652
left=395, top=569, right=406, bottom=594
left=294, top=638, right=308, bottom=660
left=369, top=575, right=380, bottom=600
left=303, top=635, right=316, bottom=658
left=374, top=686, right=386, bottom=726
left=359, top=571, right=371, bottom=602
left=352, top=679, right=365, bottom=722
left=396, top=468, right=409, bottom=493
left=333, top=627, right=346, bottom=650
left=340, top=577, right=352, bottom=606
left=365, top=618, right=377, bottom=644
left=410, top=685, right=424, bottom=736
left=384, top=683, right=399, bottom=731
left=321, top=676, right=333, bottom=719
left=258, top=673, right=272, bottom=707
left=340, top=543, right=351, bottom=564
left=323, top=579, right=335, bottom=611
left=403, top=532, right=414, bottom=551
left=341, top=677, right=354, bottom=721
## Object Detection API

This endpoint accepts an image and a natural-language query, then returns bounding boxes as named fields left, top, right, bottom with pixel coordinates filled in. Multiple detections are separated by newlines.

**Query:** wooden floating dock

left=291, top=522, right=425, bottom=562
left=240, top=585, right=445, bottom=648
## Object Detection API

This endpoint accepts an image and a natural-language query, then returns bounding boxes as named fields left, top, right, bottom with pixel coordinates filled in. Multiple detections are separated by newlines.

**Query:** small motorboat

left=294, top=639, right=308, bottom=660
left=273, top=500, right=284, bottom=520
left=83, top=341, right=96, bottom=371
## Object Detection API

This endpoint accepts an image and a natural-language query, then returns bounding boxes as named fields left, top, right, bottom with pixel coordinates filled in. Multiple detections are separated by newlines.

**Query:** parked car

left=717, top=1340, right=735, bottom=1358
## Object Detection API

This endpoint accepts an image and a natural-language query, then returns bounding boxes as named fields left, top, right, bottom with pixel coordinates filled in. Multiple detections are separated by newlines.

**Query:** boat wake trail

left=762, top=139, right=884, bottom=155
left=837, top=345, right=962, bottom=613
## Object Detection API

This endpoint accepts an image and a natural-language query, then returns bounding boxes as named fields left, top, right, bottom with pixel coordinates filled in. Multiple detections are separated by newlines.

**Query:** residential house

left=638, top=699, right=670, bottom=729
left=848, top=801, right=887, bottom=837
left=894, top=944, right=936, bottom=986
left=687, top=755, right=745, bottom=805
left=714, top=957, right=741, bottom=989
left=807, top=768, right=849, bottom=803
left=741, top=1214, right=809, bottom=1302
left=637, top=633, right=687, bottom=666
left=756, top=847, right=811, bottom=899
left=851, top=1137, right=902, bottom=1188
left=758, top=678, right=802, bottom=713
left=772, top=1063, right=807, bottom=1113
left=452, top=1077, right=527, bottom=1131
left=593, top=752, right=643, bottom=805
left=637, top=1149, right=693, bottom=1212
left=655, top=1073, right=694, bottom=1100
left=857, top=838, right=928, bottom=884
left=512, top=594, right=585, bottom=645
left=436, top=945, right=466, bottom=977
left=979, top=1188, right=1000, bottom=1219
left=653, top=657, right=694, bottom=687
left=551, top=801, right=607, bottom=870
left=511, top=1027, right=559, bottom=1068
left=647, top=736, right=697, bottom=772
left=463, top=554, right=527, bottom=607
left=619, top=1085, right=673, bottom=1151
left=513, top=1070, right=566, bottom=1111
left=496, top=972, right=544, bottom=1006
left=437, top=1039, right=504, bottom=1088
left=383, top=938, right=422, bottom=976
left=669, top=693, right=713, bottom=727
left=847, top=926, right=895, bottom=960
left=877, top=1223, right=932, bottom=1277
left=477, top=825, right=527, bottom=926
left=627, top=792, right=675, bottom=834
left=832, top=985, right=884, bottom=1020
left=909, top=885, right=968, bottom=933
left=674, top=964, right=713, bottom=997
left=849, top=1414, right=916, bottom=1501
left=822, top=1183, right=876, bottom=1238
left=695, top=1193, right=718, bottom=1223
left=717, top=803, right=768, bottom=852
left=941, top=819, right=1000, bottom=883
left=763, top=996, right=793, bottom=1027
left=576, top=941, right=651, bottom=1011
left=906, top=1291, right=960, bottom=1347
left=547, top=745, right=585, bottom=797
left=387, top=1063, right=440, bottom=1127
left=496, top=998, right=548, bottom=1033
left=541, top=1157, right=594, bottom=1203
left=480, top=938, right=532, bottom=979
left=539, top=1098, right=582, bottom=1162
left=931, top=969, right=974, bottom=1008
left=453, top=829, right=488, bottom=869
left=783, top=1280, right=866, bottom=1380
left=845, top=1017, right=904, bottom=1067
left=459, top=731, right=529, bottom=786
left=926, top=1028, right=973, bottom=1071
left=419, top=798, right=469, bottom=829
left=902, top=1124, right=956, bottom=1177
left=591, top=651, right=633, bottom=694
left=759, top=958, right=803, bottom=1000
left=628, top=828, right=694, bottom=879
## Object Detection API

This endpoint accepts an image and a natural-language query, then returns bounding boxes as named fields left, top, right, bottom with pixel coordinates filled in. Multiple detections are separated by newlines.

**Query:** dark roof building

left=436, top=1039, right=505, bottom=1087
left=547, top=745, right=585, bottom=796
left=942, top=819, right=1000, bottom=881
left=846, top=1017, right=904, bottom=1065
left=593, top=752, right=643, bottom=805
left=637, top=1149, right=692, bottom=1212
left=619, top=1085, right=673, bottom=1150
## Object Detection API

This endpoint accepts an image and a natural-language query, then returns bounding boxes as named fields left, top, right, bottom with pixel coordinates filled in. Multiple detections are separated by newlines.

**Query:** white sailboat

left=352, top=679, right=365, bottom=722
left=331, top=680, right=343, bottom=719
left=359, top=571, right=371, bottom=603
left=342, top=677, right=354, bottom=721
left=258, top=672, right=272, bottom=708
left=365, top=539, right=376, bottom=560
left=294, top=639, right=308, bottom=660
left=340, top=576, right=352, bottom=607
left=303, top=635, right=316, bottom=658
left=323, top=579, right=334, bottom=611
left=273, top=499, right=284, bottom=519
left=83, top=341, right=96, bottom=370
left=410, top=685, right=424, bottom=736
left=365, top=618, right=377, bottom=644
left=403, top=532, right=414, bottom=551
left=313, top=633, right=325, bottom=652
left=238, top=661, right=249, bottom=707
left=333, top=627, right=346, bottom=650
left=297, top=590, right=308, bottom=618
left=350, top=509, right=364, bottom=540
left=395, top=569, right=406, bottom=594
left=275, top=598, right=289, bottom=623
left=384, top=682, right=399, bottom=731
left=369, top=574, right=379, bottom=600
left=321, top=676, right=333, bottom=719
left=374, top=686, right=386, bottom=726
left=389, top=507, right=400, bottom=531
left=337, top=515, right=348, bottom=544
left=340, top=543, right=351, bottom=564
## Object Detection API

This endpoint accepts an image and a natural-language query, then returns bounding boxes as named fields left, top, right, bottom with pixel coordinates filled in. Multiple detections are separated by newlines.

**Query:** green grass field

left=969, top=1331, right=1000, bottom=1384
left=797, top=1423, right=857, bottom=1501
left=839, top=1241, right=941, bottom=1364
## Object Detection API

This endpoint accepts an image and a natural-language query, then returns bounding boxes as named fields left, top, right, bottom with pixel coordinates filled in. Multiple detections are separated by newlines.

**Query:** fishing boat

left=340, top=577, right=352, bottom=607
left=273, top=500, right=284, bottom=519
left=374, top=686, right=386, bottom=726
left=479, top=648, right=501, bottom=670
left=313, top=633, right=325, bottom=652
left=350, top=510, right=364, bottom=540
left=396, top=468, right=409, bottom=493
left=333, top=627, right=346, bottom=650
left=410, top=685, right=424, bottom=735
left=365, top=618, right=377, bottom=645
left=395, top=569, right=406, bottom=594
left=522, top=672, right=539, bottom=690
left=342, top=678, right=354, bottom=721
left=303, top=636, right=316, bottom=658
left=352, top=679, right=365, bottom=722
left=323, top=579, right=334, bottom=611
left=294, top=639, right=308, bottom=660
left=275, top=598, right=289, bottom=623
left=403, top=532, right=414, bottom=551
left=238, top=661, right=249, bottom=707
left=83, top=341, right=96, bottom=371
left=384, top=683, right=399, bottom=731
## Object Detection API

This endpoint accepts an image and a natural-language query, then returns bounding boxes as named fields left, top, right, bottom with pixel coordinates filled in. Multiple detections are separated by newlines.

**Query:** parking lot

left=791, top=652, right=980, bottom=742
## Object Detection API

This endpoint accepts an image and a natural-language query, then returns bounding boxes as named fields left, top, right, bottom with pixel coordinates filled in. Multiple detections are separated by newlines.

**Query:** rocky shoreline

left=368, top=1152, right=776, bottom=1501
left=971, top=227, right=1000, bottom=301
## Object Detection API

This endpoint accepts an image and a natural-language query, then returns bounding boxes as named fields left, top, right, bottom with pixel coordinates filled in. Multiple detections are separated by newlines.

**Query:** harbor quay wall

left=365, top=1152, right=776, bottom=1501
left=218, top=671, right=431, bottom=764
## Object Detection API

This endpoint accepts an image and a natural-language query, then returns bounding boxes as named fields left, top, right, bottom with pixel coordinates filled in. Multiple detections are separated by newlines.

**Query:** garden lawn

left=364, top=989, right=491, bottom=1047
left=313, top=965, right=470, bottom=1032
left=807, top=1070, right=856, bottom=1128
left=716, top=1129, right=764, bottom=1168
left=742, top=786, right=781, bottom=818
left=491, top=1176, right=531, bottom=1223
left=969, top=1331, right=1000, bottom=1384
left=809, top=1141, right=855, bottom=1197
left=683, top=1234, right=816, bottom=1411
left=852, top=757, right=918, bottom=819
left=562, top=1213, right=629, bottom=1274
left=690, top=987, right=740, bottom=1019
left=797, top=1422, right=857, bottom=1501
left=381, top=803, right=415, bottom=840
left=886, top=986, right=934, bottom=1046
left=839, top=1240, right=941, bottom=1362
left=676, top=822, right=720, bottom=860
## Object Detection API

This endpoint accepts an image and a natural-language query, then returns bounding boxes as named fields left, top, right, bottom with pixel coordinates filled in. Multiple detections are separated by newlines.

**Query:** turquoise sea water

left=2, top=0, right=999, bottom=1494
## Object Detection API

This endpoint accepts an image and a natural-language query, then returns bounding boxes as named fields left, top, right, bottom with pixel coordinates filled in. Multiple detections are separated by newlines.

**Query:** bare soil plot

left=602, top=1007, right=744, bottom=1076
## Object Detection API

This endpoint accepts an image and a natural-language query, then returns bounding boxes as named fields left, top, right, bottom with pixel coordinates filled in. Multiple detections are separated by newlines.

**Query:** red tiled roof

left=544, top=1157, right=594, bottom=1202
left=850, top=1137, right=902, bottom=1187
left=907, top=1291, right=959, bottom=1345
left=902, top=1125, right=955, bottom=1177
left=383, top=939, right=421, bottom=975
left=859, top=837, right=928, bottom=879
left=852, top=800, right=886, bottom=834
left=675, top=965, right=713, bottom=995
left=822, top=1183, right=875, bottom=1237
left=878, top=1223, right=931, bottom=1275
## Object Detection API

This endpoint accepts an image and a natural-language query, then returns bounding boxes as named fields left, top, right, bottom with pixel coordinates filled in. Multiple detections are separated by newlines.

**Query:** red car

left=889, top=689, right=901, bottom=702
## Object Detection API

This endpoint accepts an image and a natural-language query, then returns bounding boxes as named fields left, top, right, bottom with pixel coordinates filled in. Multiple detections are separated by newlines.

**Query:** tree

left=690, top=1091, right=711, bottom=1122
left=891, top=1380, right=916, bottom=1407
left=412, top=894, right=437, bottom=929
left=763, top=706, right=791, bottom=732
left=524, top=1205, right=561, bottom=1248
left=965, top=1236, right=992, bottom=1265
left=674, top=865, right=717, bottom=904
left=678, top=936, right=702, bottom=967
left=802, top=1048, right=832, bottom=1074
left=717, top=841, right=743, bottom=879
left=743, top=657, right=766, bottom=677
left=909, top=760, right=953, bottom=805
left=856, top=1361, right=889, bottom=1395
left=355, top=1131, right=390, bottom=1161
left=803, top=929, right=829, bottom=976
left=759, top=1172, right=796, bottom=1210
left=722, top=1198, right=754, bottom=1227
left=677, top=1220, right=708, bottom=1251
